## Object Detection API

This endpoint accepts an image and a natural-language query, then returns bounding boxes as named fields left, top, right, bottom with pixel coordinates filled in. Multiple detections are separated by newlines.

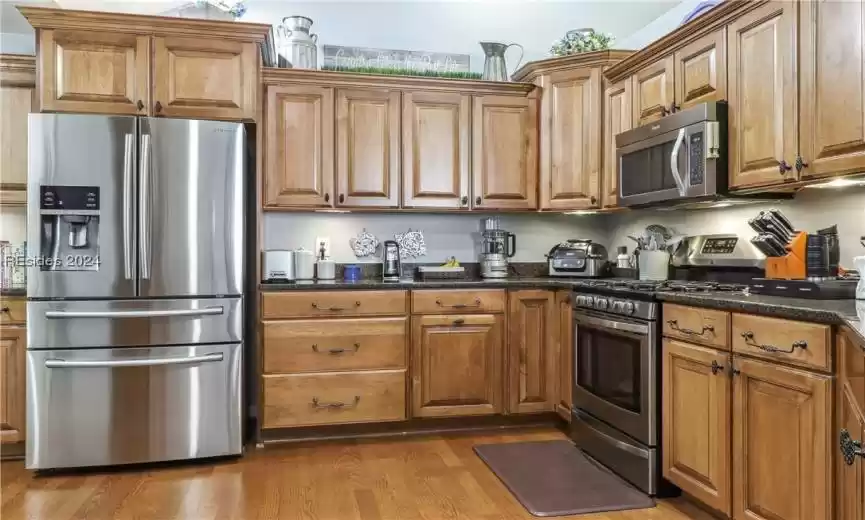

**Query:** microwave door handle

left=670, top=128, right=688, bottom=196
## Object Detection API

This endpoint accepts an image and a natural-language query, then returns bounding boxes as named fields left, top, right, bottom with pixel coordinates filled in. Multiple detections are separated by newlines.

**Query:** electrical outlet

left=315, top=237, right=331, bottom=258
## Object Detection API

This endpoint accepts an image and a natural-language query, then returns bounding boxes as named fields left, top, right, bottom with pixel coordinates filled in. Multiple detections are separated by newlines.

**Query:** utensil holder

left=638, top=251, right=670, bottom=281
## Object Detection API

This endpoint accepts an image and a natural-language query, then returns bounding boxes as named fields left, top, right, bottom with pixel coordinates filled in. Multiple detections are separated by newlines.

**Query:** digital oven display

left=700, top=237, right=738, bottom=254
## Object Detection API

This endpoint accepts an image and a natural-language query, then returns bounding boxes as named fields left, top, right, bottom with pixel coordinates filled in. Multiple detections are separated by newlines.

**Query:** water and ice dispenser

left=39, top=186, right=100, bottom=271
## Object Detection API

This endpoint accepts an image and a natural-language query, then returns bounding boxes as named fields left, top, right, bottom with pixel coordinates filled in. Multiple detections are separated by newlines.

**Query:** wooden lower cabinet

left=732, top=356, right=832, bottom=520
left=555, top=291, right=572, bottom=421
left=507, top=290, right=555, bottom=414
left=0, top=326, right=26, bottom=444
left=411, top=314, right=503, bottom=417
left=662, top=339, right=731, bottom=516
left=837, top=331, right=865, bottom=520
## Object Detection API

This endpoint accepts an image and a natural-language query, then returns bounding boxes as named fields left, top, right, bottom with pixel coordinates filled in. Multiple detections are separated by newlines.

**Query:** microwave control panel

left=688, top=132, right=704, bottom=185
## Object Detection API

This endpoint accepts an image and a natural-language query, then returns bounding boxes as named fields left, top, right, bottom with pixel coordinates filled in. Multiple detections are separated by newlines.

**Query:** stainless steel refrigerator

left=26, top=114, right=245, bottom=470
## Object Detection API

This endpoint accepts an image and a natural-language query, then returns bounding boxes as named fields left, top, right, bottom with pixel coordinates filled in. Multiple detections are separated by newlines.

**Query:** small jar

left=617, top=246, right=630, bottom=268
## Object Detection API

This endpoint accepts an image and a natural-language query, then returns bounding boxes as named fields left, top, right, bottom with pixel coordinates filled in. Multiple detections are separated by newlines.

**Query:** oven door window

left=576, top=323, right=643, bottom=414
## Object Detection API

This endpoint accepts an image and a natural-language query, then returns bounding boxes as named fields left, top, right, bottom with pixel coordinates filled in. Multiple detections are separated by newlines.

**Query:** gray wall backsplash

left=607, top=187, right=865, bottom=268
left=263, top=212, right=609, bottom=264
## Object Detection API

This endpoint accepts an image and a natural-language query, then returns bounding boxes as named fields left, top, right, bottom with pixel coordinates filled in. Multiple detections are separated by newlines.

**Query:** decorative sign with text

left=322, top=45, right=470, bottom=74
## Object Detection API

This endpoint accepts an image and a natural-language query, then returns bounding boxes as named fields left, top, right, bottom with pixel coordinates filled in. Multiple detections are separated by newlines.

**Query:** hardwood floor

left=1, top=427, right=713, bottom=520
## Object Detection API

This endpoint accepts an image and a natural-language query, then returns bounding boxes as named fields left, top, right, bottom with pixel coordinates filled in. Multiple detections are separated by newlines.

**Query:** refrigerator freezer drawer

left=28, top=297, right=242, bottom=349
left=26, top=343, right=242, bottom=469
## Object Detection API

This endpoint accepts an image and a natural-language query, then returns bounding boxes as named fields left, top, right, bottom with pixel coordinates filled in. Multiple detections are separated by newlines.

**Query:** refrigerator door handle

left=44, top=353, right=224, bottom=369
left=44, top=306, right=225, bottom=319
left=122, top=133, right=135, bottom=280
left=139, top=133, right=152, bottom=280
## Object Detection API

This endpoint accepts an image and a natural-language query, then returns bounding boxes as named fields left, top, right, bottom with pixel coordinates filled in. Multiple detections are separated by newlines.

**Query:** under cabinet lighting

left=315, top=209, right=352, bottom=214
left=564, top=210, right=601, bottom=216
left=804, top=177, right=865, bottom=189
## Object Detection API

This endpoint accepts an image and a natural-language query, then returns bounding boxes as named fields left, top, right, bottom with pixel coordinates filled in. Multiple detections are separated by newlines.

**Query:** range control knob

left=576, top=295, right=588, bottom=306
left=611, top=301, right=623, bottom=313
left=624, top=301, right=636, bottom=315
left=595, top=298, right=608, bottom=310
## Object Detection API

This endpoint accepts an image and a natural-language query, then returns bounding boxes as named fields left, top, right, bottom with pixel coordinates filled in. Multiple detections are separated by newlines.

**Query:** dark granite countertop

left=259, top=278, right=865, bottom=348
left=0, top=288, right=26, bottom=297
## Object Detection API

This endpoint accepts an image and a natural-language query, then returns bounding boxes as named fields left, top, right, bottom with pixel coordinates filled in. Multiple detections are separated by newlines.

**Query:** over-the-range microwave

left=616, top=101, right=727, bottom=208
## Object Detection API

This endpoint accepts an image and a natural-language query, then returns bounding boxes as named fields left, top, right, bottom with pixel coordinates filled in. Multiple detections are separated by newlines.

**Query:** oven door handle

left=574, top=313, right=649, bottom=335
left=574, top=409, right=650, bottom=459
left=670, top=127, right=688, bottom=196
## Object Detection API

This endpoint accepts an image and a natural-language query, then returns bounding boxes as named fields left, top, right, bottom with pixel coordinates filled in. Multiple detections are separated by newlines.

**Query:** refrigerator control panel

left=40, top=186, right=100, bottom=211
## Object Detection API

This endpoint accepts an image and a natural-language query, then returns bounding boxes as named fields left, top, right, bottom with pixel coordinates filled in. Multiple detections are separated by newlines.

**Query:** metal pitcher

left=479, top=41, right=524, bottom=81
left=276, top=16, right=318, bottom=69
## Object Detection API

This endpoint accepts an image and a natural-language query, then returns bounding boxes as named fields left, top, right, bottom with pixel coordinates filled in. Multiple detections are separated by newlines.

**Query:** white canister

left=638, top=251, right=671, bottom=281
left=317, top=258, right=336, bottom=280
left=855, top=256, right=865, bottom=300
left=294, top=248, right=316, bottom=280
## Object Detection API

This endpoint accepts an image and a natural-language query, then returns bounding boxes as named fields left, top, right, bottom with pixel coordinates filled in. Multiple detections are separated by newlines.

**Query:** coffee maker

left=480, top=217, right=516, bottom=279
left=382, top=240, right=401, bottom=282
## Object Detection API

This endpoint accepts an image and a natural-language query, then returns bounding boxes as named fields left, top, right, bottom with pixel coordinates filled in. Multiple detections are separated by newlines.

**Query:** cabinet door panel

left=728, top=2, right=797, bottom=188
left=472, top=95, right=538, bottom=210
left=0, top=84, right=33, bottom=188
left=411, top=314, right=503, bottom=418
left=539, top=68, right=600, bottom=210
left=555, top=292, right=573, bottom=421
left=632, top=56, right=674, bottom=126
left=733, top=357, right=832, bottom=520
left=152, top=36, right=257, bottom=120
left=799, top=0, right=865, bottom=179
left=662, top=339, right=731, bottom=515
left=0, top=327, right=25, bottom=444
left=602, top=80, right=631, bottom=208
left=39, top=30, right=149, bottom=115
left=264, top=85, right=334, bottom=208
left=337, top=89, right=400, bottom=208
left=507, top=290, right=555, bottom=414
left=402, top=91, right=470, bottom=209
left=837, top=331, right=865, bottom=520
left=674, top=29, right=727, bottom=110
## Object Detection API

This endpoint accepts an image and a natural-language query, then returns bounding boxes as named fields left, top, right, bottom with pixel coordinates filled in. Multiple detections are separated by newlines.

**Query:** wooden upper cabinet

left=728, top=1, right=797, bottom=189
left=38, top=30, right=149, bottom=115
left=733, top=357, right=832, bottom=520
left=0, top=55, right=35, bottom=194
left=402, top=91, right=470, bottom=209
left=336, top=88, right=401, bottom=208
left=673, top=28, right=727, bottom=111
left=507, top=290, right=555, bottom=414
left=152, top=36, right=257, bottom=120
left=799, top=0, right=865, bottom=180
left=472, top=94, right=538, bottom=210
left=410, top=314, right=503, bottom=418
left=0, top=327, right=25, bottom=444
left=554, top=291, right=573, bottom=421
left=538, top=68, right=601, bottom=210
left=602, top=79, right=631, bottom=208
left=264, top=85, right=334, bottom=208
left=662, top=339, right=731, bottom=516
left=632, top=56, right=674, bottom=126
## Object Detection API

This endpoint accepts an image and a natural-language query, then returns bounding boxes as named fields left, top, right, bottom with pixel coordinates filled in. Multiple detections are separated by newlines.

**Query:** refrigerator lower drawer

left=26, top=343, right=242, bottom=469
left=28, top=297, right=242, bottom=349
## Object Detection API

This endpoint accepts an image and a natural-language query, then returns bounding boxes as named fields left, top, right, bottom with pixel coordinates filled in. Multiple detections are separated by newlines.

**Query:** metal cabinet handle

left=137, top=100, right=144, bottom=111
left=795, top=155, right=809, bottom=174
left=1, top=307, right=9, bottom=314
left=436, top=298, right=481, bottom=309
left=841, top=429, right=865, bottom=465
left=312, top=343, right=360, bottom=355
left=667, top=319, right=714, bottom=337
left=311, top=301, right=361, bottom=311
left=452, top=318, right=465, bottom=326
left=711, top=360, right=724, bottom=375
left=324, top=193, right=330, bottom=203
left=154, top=101, right=163, bottom=113
left=740, top=331, right=807, bottom=353
left=311, top=396, right=360, bottom=409
left=45, top=353, right=223, bottom=368
left=475, top=196, right=482, bottom=205
left=778, top=160, right=793, bottom=174
left=461, top=195, right=468, bottom=206
left=338, top=194, right=345, bottom=204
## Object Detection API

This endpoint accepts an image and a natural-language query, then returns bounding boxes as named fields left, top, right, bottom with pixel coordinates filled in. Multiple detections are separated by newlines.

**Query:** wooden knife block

left=765, top=232, right=807, bottom=280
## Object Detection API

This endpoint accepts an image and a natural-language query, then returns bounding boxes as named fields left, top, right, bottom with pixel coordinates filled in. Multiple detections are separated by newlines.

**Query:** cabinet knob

left=841, top=429, right=865, bottom=466
left=461, top=195, right=468, bottom=206
left=670, top=102, right=680, bottom=113
left=475, top=196, right=482, bottom=206
left=137, top=100, right=144, bottom=111
left=795, top=155, right=809, bottom=174
left=778, top=160, right=793, bottom=174
left=590, top=196, right=597, bottom=205
left=154, top=101, right=163, bottom=113
left=324, top=193, right=330, bottom=203
left=710, top=360, right=724, bottom=375
left=338, top=194, right=345, bottom=204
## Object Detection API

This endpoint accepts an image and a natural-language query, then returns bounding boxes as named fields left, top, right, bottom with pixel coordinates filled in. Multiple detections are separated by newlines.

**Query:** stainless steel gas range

left=569, top=279, right=745, bottom=495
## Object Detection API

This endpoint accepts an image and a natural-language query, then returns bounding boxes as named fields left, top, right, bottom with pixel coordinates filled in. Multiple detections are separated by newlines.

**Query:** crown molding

left=0, top=54, right=36, bottom=86
left=511, top=49, right=634, bottom=83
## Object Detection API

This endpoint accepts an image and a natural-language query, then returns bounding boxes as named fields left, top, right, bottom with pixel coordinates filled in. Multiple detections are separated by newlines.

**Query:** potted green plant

left=550, top=28, right=614, bottom=57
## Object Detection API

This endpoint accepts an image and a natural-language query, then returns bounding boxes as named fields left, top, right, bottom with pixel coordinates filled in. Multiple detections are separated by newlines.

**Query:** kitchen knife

left=748, top=214, right=771, bottom=235
left=764, top=233, right=788, bottom=257
left=750, top=236, right=776, bottom=258
left=768, top=209, right=796, bottom=236
left=761, top=213, right=793, bottom=243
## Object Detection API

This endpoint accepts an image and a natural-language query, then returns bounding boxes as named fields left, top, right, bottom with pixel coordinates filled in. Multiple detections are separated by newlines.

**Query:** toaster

left=547, top=239, right=610, bottom=278
left=262, top=250, right=296, bottom=282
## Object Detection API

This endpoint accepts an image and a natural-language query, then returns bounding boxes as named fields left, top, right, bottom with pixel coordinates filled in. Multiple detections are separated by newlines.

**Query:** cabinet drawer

left=262, top=370, right=406, bottom=428
left=731, top=314, right=831, bottom=371
left=262, top=291, right=407, bottom=319
left=411, top=289, right=505, bottom=314
left=0, top=299, right=26, bottom=325
left=662, top=304, right=729, bottom=349
left=263, top=317, right=407, bottom=373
